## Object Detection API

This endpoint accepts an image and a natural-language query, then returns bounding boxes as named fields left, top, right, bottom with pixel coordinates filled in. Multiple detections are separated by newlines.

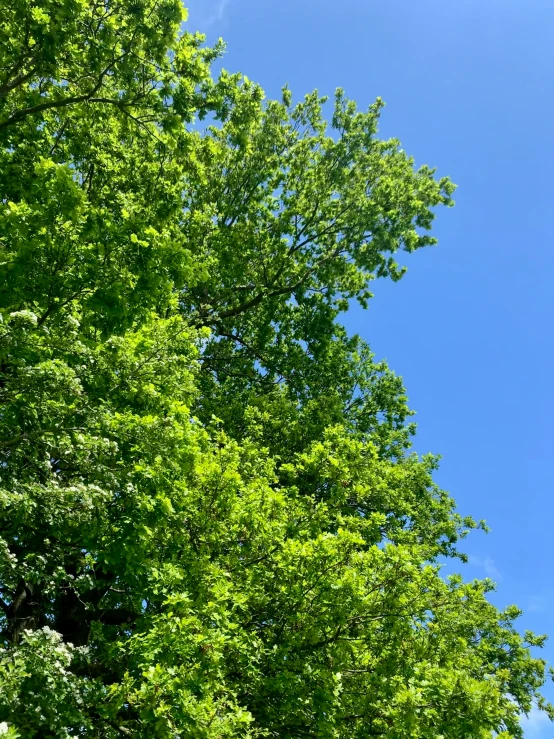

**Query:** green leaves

left=0, top=628, right=96, bottom=738
left=0, top=1, right=550, bottom=736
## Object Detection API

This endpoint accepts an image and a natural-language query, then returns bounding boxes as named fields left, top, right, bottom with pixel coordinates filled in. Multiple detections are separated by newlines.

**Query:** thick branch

left=0, top=50, right=128, bottom=132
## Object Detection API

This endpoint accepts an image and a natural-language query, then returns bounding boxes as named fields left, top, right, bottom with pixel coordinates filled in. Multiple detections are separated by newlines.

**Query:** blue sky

left=185, top=1, right=554, bottom=733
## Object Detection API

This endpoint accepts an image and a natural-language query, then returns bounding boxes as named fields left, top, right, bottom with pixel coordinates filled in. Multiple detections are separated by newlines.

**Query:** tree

left=0, top=1, right=551, bottom=736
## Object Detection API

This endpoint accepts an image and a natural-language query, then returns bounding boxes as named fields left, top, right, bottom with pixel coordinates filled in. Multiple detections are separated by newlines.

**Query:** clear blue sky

left=186, top=1, right=554, bottom=734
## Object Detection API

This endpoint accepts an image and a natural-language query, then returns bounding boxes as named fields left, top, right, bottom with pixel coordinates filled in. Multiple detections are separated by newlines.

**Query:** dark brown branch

left=0, top=87, right=102, bottom=132
left=0, top=49, right=127, bottom=131
left=0, top=66, right=37, bottom=98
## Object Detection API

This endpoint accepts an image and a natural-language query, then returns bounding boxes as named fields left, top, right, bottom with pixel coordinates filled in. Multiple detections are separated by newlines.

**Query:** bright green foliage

left=0, top=1, right=551, bottom=737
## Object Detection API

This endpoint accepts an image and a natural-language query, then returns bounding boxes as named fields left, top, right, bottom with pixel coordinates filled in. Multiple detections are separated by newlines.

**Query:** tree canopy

left=0, top=1, right=551, bottom=737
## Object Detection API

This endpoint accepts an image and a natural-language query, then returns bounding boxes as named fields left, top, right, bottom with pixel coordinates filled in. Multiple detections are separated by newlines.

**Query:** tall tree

left=0, top=1, right=551, bottom=737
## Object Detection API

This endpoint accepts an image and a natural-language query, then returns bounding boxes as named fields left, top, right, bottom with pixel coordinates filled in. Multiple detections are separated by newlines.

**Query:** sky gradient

left=185, top=2, right=554, bottom=733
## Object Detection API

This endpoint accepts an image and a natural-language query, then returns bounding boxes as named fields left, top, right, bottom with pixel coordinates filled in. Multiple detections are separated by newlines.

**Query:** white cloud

left=186, top=0, right=231, bottom=28
left=520, top=705, right=551, bottom=736
left=467, top=555, right=502, bottom=582
left=528, top=594, right=549, bottom=613
left=527, top=588, right=554, bottom=614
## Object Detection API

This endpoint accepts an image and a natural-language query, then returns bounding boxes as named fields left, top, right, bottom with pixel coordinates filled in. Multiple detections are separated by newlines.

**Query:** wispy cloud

left=206, top=0, right=229, bottom=25
left=467, top=555, right=502, bottom=581
left=186, top=0, right=231, bottom=28
left=528, top=594, right=549, bottom=613
left=526, top=588, right=554, bottom=614
left=520, top=705, right=551, bottom=736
